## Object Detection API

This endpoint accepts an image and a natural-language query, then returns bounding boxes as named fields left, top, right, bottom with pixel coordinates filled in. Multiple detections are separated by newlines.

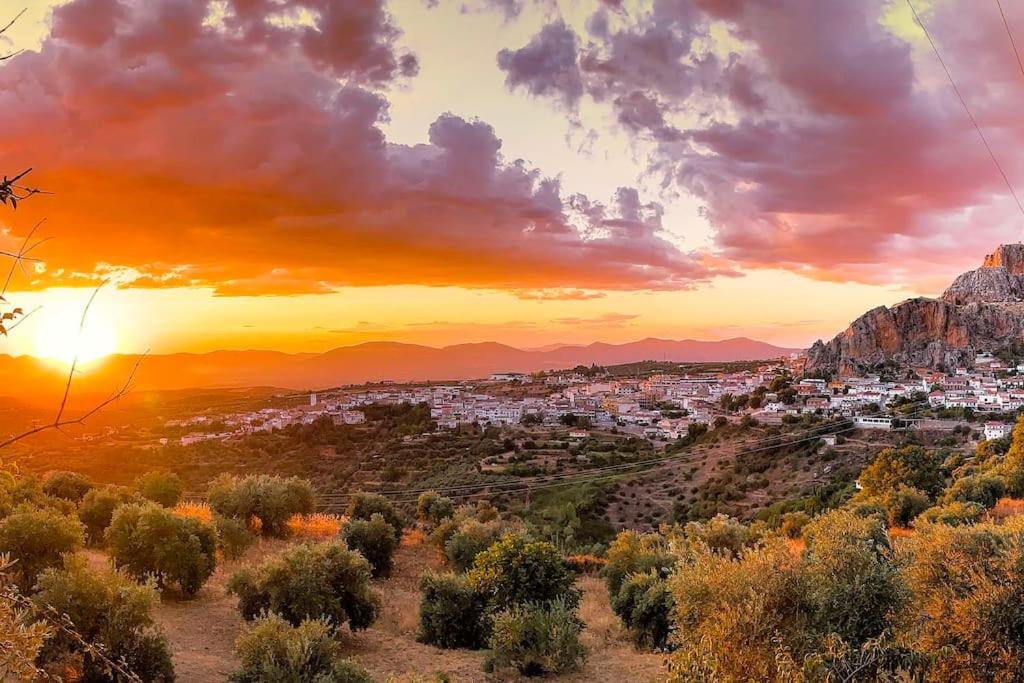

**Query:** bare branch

left=0, top=9, right=27, bottom=37
left=0, top=353, right=145, bottom=450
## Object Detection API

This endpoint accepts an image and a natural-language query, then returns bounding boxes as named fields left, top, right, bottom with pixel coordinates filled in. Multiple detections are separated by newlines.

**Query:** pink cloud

left=0, top=0, right=726, bottom=296
left=496, top=0, right=1024, bottom=290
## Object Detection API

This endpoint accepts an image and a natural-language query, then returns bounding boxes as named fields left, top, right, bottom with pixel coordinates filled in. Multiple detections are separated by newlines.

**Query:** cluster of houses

left=164, top=350, right=1024, bottom=447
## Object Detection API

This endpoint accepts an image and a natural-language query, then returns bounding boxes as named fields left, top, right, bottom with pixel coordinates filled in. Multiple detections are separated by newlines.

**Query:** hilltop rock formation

left=807, top=245, right=1024, bottom=376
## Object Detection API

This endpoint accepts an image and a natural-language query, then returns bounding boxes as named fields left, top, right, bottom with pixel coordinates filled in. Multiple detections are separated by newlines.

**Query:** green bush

left=611, top=571, right=674, bottom=651
left=214, top=513, right=256, bottom=561
left=342, top=513, right=398, bottom=577
left=35, top=555, right=174, bottom=682
left=229, top=613, right=372, bottom=683
left=444, top=519, right=506, bottom=572
left=916, top=501, right=985, bottom=526
left=0, top=507, right=83, bottom=587
left=417, top=491, right=455, bottom=528
left=780, top=511, right=811, bottom=539
left=227, top=540, right=379, bottom=630
left=882, top=485, right=931, bottom=527
left=468, top=534, right=577, bottom=612
left=603, top=530, right=674, bottom=596
left=942, top=473, right=1007, bottom=508
left=79, top=485, right=141, bottom=545
left=106, top=502, right=217, bottom=596
left=346, top=491, right=404, bottom=536
left=41, top=470, right=94, bottom=503
left=208, top=474, right=315, bottom=537
left=488, top=597, right=586, bottom=676
left=417, top=573, right=489, bottom=649
left=859, top=445, right=945, bottom=498
left=134, top=470, right=184, bottom=507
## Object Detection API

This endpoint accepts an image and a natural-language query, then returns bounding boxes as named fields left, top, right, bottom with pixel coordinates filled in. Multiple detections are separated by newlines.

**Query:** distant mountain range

left=2, top=337, right=799, bottom=404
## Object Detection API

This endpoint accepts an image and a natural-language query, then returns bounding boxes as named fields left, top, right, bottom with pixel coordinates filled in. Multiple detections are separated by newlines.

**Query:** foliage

left=207, top=474, right=315, bottom=537
left=916, top=501, right=985, bottom=526
left=0, top=555, right=50, bottom=682
left=214, top=513, right=256, bottom=561
left=610, top=571, right=673, bottom=651
left=41, top=470, right=94, bottom=503
left=35, top=555, right=174, bottom=682
left=881, top=485, right=930, bottom=527
left=227, top=540, right=379, bottom=630
left=667, top=509, right=906, bottom=681
left=229, top=613, right=372, bottom=683
left=106, top=502, right=217, bottom=596
left=901, top=519, right=1024, bottom=680
left=417, top=573, right=489, bottom=650
left=602, top=530, right=674, bottom=597
left=780, top=511, right=811, bottom=539
left=858, top=445, right=945, bottom=499
left=342, top=513, right=398, bottom=577
left=941, top=472, right=1007, bottom=508
left=286, top=512, right=344, bottom=539
left=134, top=470, right=184, bottom=508
left=345, top=492, right=404, bottom=537
left=0, top=507, right=83, bottom=588
left=416, top=491, right=455, bottom=528
left=444, top=519, right=508, bottom=573
left=79, top=485, right=141, bottom=545
left=467, top=534, right=577, bottom=613
left=487, top=597, right=586, bottom=676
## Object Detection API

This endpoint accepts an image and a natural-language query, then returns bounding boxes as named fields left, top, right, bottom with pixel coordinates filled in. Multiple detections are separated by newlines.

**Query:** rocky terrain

left=807, top=245, right=1024, bottom=376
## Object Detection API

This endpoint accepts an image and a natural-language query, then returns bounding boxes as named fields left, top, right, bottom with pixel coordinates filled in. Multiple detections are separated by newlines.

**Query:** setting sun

left=33, top=302, right=117, bottom=366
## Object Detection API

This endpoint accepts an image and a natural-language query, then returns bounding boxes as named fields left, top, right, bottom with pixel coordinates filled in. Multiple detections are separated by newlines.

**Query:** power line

left=995, top=0, right=1024, bottom=80
left=906, top=0, right=1024, bottom=218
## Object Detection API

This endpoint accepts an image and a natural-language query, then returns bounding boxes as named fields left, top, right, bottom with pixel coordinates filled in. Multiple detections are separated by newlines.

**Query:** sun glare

left=33, top=304, right=117, bottom=366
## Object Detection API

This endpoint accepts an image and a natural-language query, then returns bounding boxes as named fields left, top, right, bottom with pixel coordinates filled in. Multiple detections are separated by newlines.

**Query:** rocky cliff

left=806, top=245, right=1024, bottom=376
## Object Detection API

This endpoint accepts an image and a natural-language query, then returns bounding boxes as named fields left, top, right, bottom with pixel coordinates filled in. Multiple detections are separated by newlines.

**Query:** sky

left=2, top=0, right=1024, bottom=358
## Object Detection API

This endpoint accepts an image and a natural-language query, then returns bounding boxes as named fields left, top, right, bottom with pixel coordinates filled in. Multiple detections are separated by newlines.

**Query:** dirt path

left=151, top=534, right=665, bottom=682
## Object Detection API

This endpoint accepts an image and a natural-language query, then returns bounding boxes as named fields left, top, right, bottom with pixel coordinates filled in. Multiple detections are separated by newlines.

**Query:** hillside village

left=163, top=349, right=1024, bottom=449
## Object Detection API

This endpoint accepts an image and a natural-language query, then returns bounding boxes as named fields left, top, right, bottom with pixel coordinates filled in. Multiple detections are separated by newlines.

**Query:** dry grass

left=989, top=498, right=1024, bottom=523
left=285, top=512, right=345, bottom=539
left=566, top=554, right=607, bottom=574
left=784, top=537, right=807, bottom=556
left=172, top=501, right=213, bottom=524
left=888, top=527, right=915, bottom=539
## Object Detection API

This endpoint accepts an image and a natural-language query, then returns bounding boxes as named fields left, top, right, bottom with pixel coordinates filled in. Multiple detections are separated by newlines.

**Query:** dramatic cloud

left=0, top=0, right=726, bottom=296
left=497, top=0, right=1024, bottom=289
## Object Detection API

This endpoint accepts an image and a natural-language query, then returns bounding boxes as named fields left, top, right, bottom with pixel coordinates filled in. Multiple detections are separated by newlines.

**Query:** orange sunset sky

left=0, top=0, right=1020, bottom=359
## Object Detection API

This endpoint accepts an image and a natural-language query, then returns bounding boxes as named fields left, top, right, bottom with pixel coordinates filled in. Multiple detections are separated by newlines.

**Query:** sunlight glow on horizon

left=33, top=301, right=117, bottom=366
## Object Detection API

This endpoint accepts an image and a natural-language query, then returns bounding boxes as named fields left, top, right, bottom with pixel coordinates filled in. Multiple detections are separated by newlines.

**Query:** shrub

left=214, top=513, right=256, bottom=561
left=942, top=473, right=1007, bottom=508
left=106, top=502, right=217, bottom=596
left=603, top=530, right=673, bottom=596
left=611, top=571, right=674, bottom=651
left=417, top=491, right=455, bottom=528
left=227, top=540, right=379, bottom=630
left=916, top=501, right=985, bottom=526
left=35, top=555, right=174, bottom=682
left=41, top=470, right=94, bottom=503
left=79, top=485, right=141, bottom=545
left=882, top=485, right=931, bottom=527
left=902, top=519, right=1024, bottom=679
left=342, top=513, right=398, bottom=577
left=444, top=519, right=506, bottom=572
left=229, top=613, right=372, bottom=683
left=0, top=507, right=83, bottom=587
left=780, top=511, right=811, bottom=539
left=488, top=597, right=586, bottom=676
left=417, top=572, right=489, bottom=649
left=208, top=474, right=315, bottom=537
left=134, top=470, right=184, bottom=507
left=468, top=534, right=577, bottom=612
left=859, top=445, right=945, bottom=498
left=346, top=492, right=404, bottom=536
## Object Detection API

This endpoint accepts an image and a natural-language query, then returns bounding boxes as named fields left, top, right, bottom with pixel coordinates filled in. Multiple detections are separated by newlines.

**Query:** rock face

left=807, top=245, right=1024, bottom=376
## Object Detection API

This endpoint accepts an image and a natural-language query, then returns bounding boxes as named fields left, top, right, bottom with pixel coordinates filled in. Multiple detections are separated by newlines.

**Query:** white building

left=984, top=421, right=1013, bottom=441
